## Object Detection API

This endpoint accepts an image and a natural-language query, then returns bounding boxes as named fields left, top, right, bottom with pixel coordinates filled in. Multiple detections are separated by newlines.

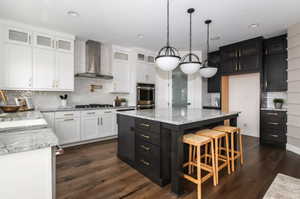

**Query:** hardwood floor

left=56, top=136, right=300, bottom=199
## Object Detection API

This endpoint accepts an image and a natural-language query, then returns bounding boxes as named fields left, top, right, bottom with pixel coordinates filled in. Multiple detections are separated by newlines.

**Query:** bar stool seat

left=213, top=125, right=244, bottom=172
left=196, top=129, right=231, bottom=185
left=182, top=134, right=216, bottom=199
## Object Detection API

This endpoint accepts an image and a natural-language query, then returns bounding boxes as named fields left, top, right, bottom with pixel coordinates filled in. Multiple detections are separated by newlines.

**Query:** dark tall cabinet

left=220, top=37, right=263, bottom=75
left=207, top=51, right=221, bottom=93
left=263, top=35, right=287, bottom=91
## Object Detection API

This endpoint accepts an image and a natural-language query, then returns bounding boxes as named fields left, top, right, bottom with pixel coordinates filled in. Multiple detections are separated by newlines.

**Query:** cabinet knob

left=140, top=159, right=150, bottom=166
left=140, top=134, right=150, bottom=139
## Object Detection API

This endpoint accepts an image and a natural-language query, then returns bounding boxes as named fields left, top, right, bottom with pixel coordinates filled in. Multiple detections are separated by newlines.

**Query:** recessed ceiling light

left=67, top=11, right=80, bottom=17
left=249, top=23, right=259, bottom=28
left=211, top=36, right=221, bottom=41
left=137, top=34, right=144, bottom=39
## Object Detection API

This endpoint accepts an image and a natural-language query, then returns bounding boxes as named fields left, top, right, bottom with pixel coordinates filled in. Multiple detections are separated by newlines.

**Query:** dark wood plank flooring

left=56, top=136, right=300, bottom=199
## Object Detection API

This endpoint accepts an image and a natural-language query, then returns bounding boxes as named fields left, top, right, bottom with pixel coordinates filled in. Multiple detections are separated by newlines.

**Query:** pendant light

left=199, top=20, right=218, bottom=78
left=179, top=8, right=201, bottom=75
left=155, top=0, right=181, bottom=71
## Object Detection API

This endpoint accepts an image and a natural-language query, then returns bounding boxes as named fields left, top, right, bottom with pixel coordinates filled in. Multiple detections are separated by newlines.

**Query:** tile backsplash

left=262, top=92, right=287, bottom=108
left=3, top=78, right=133, bottom=109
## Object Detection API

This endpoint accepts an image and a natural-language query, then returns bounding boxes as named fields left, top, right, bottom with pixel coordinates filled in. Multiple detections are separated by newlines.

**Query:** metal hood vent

left=75, top=40, right=113, bottom=80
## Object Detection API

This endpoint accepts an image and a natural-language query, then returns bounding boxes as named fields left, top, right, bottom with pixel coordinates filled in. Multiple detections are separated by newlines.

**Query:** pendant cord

left=206, top=22, right=210, bottom=56
left=166, top=0, right=170, bottom=47
left=189, top=12, right=192, bottom=61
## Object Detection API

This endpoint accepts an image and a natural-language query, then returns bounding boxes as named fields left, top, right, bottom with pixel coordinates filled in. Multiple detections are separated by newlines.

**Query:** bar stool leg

left=204, top=144, right=208, bottom=164
left=215, top=138, right=219, bottom=185
left=210, top=141, right=217, bottom=186
left=225, top=134, right=231, bottom=174
left=239, top=130, right=244, bottom=165
left=197, top=145, right=202, bottom=199
left=188, top=144, right=192, bottom=175
left=231, top=133, right=235, bottom=172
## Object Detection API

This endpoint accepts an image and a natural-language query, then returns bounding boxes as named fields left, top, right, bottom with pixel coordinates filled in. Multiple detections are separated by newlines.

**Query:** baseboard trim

left=287, top=143, right=300, bottom=155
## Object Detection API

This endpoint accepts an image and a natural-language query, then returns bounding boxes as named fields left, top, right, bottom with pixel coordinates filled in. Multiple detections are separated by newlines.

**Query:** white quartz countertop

left=117, top=108, right=240, bottom=125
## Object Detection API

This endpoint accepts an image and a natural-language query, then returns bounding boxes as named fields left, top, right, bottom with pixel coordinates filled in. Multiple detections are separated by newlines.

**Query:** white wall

left=287, top=23, right=300, bottom=154
left=229, top=73, right=260, bottom=137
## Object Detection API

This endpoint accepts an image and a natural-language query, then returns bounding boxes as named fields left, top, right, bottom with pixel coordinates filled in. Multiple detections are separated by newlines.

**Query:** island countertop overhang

left=117, top=108, right=240, bottom=126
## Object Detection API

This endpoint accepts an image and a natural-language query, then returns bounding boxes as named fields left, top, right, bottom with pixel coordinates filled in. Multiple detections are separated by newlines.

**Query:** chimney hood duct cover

left=75, top=40, right=113, bottom=80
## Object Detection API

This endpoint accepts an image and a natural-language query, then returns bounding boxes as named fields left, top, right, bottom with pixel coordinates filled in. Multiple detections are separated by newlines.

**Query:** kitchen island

left=117, top=108, right=239, bottom=196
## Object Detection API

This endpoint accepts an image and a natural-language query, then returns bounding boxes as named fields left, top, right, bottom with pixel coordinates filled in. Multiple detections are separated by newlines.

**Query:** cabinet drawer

left=135, top=118, right=160, bottom=134
left=55, top=111, right=80, bottom=119
left=261, top=129, right=286, bottom=143
left=81, top=110, right=100, bottom=117
left=261, top=111, right=285, bottom=123
left=136, top=151, right=160, bottom=178
left=136, top=137, right=160, bottom=159
left=135, top=129, right=160, bottom=146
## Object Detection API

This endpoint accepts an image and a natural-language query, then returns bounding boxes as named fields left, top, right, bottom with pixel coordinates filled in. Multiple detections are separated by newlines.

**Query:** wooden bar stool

left=213, top=125, right=244, bottom=172
left=195, top=129, right=231, bottom=185
left=182, top=134, right=216, bottom=199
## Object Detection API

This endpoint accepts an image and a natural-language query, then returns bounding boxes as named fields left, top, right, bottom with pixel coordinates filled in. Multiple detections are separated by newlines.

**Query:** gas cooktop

left=75, top=104, right=113, bottom=109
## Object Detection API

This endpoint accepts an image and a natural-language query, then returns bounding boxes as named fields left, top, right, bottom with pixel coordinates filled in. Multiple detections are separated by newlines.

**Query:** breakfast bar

left=117, top=108, right=239, bottom=195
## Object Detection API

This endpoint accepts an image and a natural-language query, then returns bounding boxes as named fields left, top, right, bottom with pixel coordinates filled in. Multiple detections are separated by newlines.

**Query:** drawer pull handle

left=64, top=119, right=74, bottom=121
left=140, top=145, right=150, bottom=151
left=104, top=111, right=112, bottom=113
left=266, top=113, right=278, bottom=116
left=269, top=122, right=279, bottom=125
left=87, top=112, right=95, bottom=115
left=140, top=134, right=150, bottom=139
left=140, top=123, right=150, bottom=128
left=140, top=159, right=150, bottom=166
left=270, top=134, right=279, bottom=138
left=64, top=114, right=74, bottom=116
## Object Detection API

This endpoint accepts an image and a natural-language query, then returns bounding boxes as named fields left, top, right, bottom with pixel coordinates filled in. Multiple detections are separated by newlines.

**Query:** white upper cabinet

left=56, top=37, right=73, bottom=53
left=56, top=51, right=74, bottom=91
left=0, top=21, right=75, bottom=91
left=135, top=51, right=156, bottom=84
left=111, top=47, right=131, bottom=93
left=3, top=43, right=33, bottom=89
left=5, top=27, right=31, bottom=45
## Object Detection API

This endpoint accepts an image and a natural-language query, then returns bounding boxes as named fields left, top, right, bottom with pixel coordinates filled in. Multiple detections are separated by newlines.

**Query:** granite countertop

left=117, top=108, right=240, bottom=125
left=0, top=111, right=58, bottom=156
left=39, top=106, right=136, bottom=112
left=261, top=107, right=287, bottom=112
left=0, top=127, right=58, bottom=156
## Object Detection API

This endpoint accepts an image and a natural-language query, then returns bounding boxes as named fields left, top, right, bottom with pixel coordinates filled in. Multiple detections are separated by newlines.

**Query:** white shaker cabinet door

left=33, top=48, right=56, bottom=90
left=99, top=111, right=115, bottom=137
left=81, top=116, right=100, bottom=141
left=3, top=43, right=33, bottom=89
left=55, top=118, right=81, bottom=145
left=56, top=51, right=74, bottom=91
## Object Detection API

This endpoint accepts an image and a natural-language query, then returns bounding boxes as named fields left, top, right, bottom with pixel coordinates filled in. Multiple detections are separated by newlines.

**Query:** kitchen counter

left=261, top=107, right=287, bottom=112
left=117, top=108, right=239, bottom=125
left=0, top=111, right=58, bottom=156
left=39, top=106, right=136, bottom=113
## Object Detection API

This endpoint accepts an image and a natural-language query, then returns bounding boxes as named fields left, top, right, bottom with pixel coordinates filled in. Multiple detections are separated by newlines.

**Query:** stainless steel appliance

left=136, top=83, right=155, bottom=109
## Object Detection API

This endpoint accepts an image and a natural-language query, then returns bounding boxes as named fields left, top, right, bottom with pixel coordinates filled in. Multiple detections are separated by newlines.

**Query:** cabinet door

left=264, top=53, right=287, bottom=91
left=42, top=112, right=55, bottom=129
left=55, top=118, right=81, bottom=145
left=221, top=58, right=238, bottom=75
left=207, top=51, right=221, bottom=93
left=99, top=111, right=115, bottom=137
left=264, top=35, right=287, bottom=56
left=55, top=38, right=73, bottom=53
left=117, top=115, right=135, bottom=161
left=3, top=43, right=33, bottom=89
left=33, top=48, right=56, bottom=90
left=56, top=52, right=74, bottom=91
left=220, top=46, right=238, bottom=75
left=34, top=33, right=54, bottom=49
left=136, top=62, right=147, bottom=83
left=113, top=59, right=130, bottom=93
left=5, top=27, right=31, bottom=45
left=239, top=55, right=261, bottom=73
left=81, top=116, right=100, bottom=140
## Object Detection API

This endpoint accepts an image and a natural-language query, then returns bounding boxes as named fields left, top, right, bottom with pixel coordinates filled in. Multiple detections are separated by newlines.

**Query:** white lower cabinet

left=80, top=110, right=101, bottom=140
left=99, top=110, right=115, bottom=137
left=55, top=117, right=81, bottom=145
left=42, top=112, right=55, bottom=129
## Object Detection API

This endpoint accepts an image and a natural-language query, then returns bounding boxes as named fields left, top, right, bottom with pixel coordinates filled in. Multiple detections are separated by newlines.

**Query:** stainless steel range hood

left=75, top=40, right=113, bottom=80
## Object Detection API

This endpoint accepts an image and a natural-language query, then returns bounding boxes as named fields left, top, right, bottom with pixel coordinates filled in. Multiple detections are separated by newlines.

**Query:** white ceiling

left=1, top=0, right=300, bottom=52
